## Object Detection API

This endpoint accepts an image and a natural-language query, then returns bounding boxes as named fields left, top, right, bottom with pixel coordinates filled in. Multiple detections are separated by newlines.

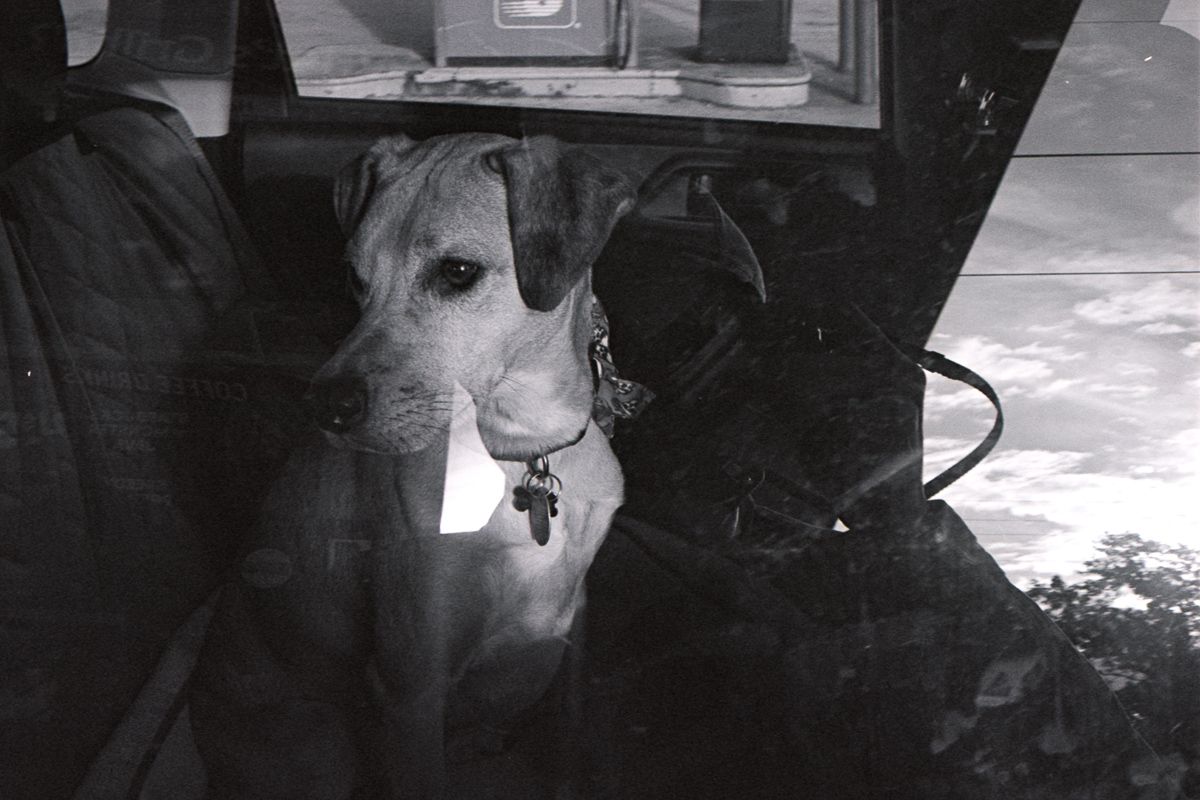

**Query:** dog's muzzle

left=305, top=376, right=368, bottom=434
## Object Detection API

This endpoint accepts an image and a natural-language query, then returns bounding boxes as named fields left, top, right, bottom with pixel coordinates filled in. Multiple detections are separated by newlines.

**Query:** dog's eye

left=440, top=260, right=480, bottom=289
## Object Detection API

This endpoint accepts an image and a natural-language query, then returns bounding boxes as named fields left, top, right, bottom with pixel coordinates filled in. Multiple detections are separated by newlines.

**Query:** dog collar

left=510, top=299, right=652, bottom=546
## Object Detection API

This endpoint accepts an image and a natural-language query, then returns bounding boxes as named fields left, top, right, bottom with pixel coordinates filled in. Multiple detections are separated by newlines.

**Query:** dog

left=190, top=133, right=637, bottom=799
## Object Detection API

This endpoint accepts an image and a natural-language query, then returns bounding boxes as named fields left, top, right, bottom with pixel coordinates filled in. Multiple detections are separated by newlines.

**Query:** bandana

left=589, top=298, right=654, bottom=437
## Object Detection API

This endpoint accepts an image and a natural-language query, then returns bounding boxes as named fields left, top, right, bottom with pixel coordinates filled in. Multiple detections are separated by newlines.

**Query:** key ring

left=524, top=456, right=561, bottom=496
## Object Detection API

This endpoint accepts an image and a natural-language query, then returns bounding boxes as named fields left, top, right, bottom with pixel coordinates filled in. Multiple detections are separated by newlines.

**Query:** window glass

left=275, top=0, right=881, bottom=127
left=920, top=15, right=1199, bottom=769
left=62, top=0, right=108, bottom=66
left=925, top=8, right=1200, bottom=589
left=926, top=270, right=1200, bottom=587
left=6, top=0, right=1199, bottom=796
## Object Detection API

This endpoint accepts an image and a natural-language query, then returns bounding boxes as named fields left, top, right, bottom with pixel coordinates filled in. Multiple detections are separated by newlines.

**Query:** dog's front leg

left=373, top=671, right=448, bottom=799
left=371, top=537, right=461, bottom=799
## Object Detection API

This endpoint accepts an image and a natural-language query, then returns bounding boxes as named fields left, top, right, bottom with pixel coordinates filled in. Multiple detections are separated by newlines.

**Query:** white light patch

left=439, top=382, right=505, bottom=534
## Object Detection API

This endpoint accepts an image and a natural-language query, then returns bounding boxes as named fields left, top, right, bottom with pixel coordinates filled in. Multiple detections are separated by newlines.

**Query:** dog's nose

left=305, top=377, right=368, bottom=433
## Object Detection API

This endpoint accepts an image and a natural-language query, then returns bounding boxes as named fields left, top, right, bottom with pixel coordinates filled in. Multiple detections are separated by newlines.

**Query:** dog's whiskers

left=499, top=373, right=531, bottom=389
left=498, top=374, right=541, bottom=402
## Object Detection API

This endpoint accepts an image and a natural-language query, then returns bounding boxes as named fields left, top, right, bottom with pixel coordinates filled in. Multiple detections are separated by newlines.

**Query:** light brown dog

left=191, top=133, right=636, bottom=798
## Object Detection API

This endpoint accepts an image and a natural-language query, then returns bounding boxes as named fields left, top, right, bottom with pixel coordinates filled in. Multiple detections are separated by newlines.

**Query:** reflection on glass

left=275, top=0, right=881, bottom=126
left=62, top=0, right=108, bottom=66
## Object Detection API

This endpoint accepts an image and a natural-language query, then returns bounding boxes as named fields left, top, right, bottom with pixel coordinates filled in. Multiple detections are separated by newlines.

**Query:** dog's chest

left=368, top=432, right=621, bottom=676
left=474, top=484, right=592, bottom=639
left=472, top=445, right=620, bottom=636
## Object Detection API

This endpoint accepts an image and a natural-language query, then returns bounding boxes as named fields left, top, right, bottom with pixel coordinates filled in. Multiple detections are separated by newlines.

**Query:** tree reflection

left=1028, top=533, right=1200, bottom=794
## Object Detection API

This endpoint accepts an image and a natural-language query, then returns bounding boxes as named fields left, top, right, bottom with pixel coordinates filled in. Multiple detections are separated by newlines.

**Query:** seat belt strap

left=898, top=344, right=1005, bottom=499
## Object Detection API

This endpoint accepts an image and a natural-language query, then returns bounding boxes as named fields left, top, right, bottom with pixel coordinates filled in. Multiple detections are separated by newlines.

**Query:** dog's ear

left=334, top=135, right=415, bottom=237
left=487, top=136, right=636, bottom=312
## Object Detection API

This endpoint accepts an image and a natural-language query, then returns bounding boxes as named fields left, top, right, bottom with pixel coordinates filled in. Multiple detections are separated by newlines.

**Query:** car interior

left=1, top=0, right=1187, bottom=797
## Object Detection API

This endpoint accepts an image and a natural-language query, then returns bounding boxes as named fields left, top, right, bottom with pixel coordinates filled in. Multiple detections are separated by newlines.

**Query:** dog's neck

left=472, top=287, right=595, bottom=461
left=437, top=297, right=646, bottom=537
left=480, top=294, right=650, bottom=463
left=429, top=413, right=618, bottom=538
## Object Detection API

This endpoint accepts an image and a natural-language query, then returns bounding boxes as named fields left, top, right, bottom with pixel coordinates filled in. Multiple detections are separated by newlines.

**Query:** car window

left=6, top=0, right=1200, bottom=797
left=925, top=0, right=1199, bottom=588
left=274, top=0, right=881, bottom=127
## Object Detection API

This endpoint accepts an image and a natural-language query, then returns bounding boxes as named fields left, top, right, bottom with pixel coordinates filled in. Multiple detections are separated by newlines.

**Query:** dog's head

left=307, top=133, right=636, bottom=459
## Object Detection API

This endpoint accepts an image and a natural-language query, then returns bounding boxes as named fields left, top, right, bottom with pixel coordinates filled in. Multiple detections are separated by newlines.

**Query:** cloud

left=1114, top=362, right=1159, bottom=377
left=924, top=435, right=988, bottom=476
left=1136, top=322, right=1191, bottom=335
left=999, top=530, right=1112, bottom=585
left=939, top=336, right=1084, bottom=388
left=964, top=155, right=1200, bottom=275
left=924, top=387, right=992, bottom=421
left=940, top=441, right=1200, bottom=582
left=927, top=276, right=1200, bottom=586
left=1164, top=426, right=1200, bottom=459
left=1073, top=279, right=1200, bottom=327
left=967, top=449, right=1092, bottom=487
left=1085, top=382, right=1157, bottom=399
left=1046, top=248, right=1197, bottom=274
left=1006, top=377, right=1084, bottom=399
left=1171, top=193, right=1200, bottom=233
left=1027, top=319, right=1077, bottom=336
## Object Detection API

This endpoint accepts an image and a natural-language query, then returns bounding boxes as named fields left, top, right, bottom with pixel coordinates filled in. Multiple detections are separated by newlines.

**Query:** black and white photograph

left=1, top=0, right=1197, bottom=797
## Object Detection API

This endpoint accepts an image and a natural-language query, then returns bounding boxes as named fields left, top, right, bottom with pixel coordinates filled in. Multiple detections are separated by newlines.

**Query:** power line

left=1013, top=151, right=1200, bottom=158
left=959, top=270, right=1200, bottom=277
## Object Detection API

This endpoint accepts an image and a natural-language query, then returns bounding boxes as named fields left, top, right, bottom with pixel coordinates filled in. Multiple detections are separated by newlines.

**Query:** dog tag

left=527, top=485, right=554, bottom=547
left=512, top=463, right=560, bottom=546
